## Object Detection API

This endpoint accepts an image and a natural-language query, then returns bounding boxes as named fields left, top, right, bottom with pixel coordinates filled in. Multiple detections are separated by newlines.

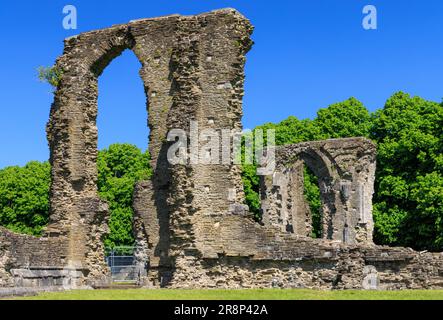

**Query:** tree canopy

left=370, top=92, right=443, bottom=250
left=97, top=144, right=152, bottom=249
left=0, top=161, right=50, bottom=235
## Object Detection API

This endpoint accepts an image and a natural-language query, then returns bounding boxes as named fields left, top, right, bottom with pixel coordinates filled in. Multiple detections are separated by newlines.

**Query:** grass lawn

left=13, top=289, right=443, bottom=300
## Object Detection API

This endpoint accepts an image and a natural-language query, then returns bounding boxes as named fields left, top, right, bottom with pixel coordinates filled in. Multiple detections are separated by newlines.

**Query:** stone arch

left=44, top=9, right=253, bottom=286
left=48, top=26, right=171, bottom=282
left=297, top=148, right=337, bottom=239
left=260, top=144, right=338, bottom=239
left=260, top=138, right=376, bottom=244
left=45, top=24, right=176, bottom=283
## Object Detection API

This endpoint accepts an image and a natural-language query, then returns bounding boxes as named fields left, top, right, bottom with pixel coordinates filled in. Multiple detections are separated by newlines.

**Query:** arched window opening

left=303, top=165, right=322, bottom=238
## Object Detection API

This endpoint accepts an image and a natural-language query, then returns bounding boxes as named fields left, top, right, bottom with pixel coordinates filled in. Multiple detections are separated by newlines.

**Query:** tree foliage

left=370, top=92, right=443, bottom=250
left=0, top=161, right=50, bottom=235
left=97, top=144, right=152, bottom=249
left=314, top=97, right=372, bottom=139
left=37, top=66, right=63, bottom=90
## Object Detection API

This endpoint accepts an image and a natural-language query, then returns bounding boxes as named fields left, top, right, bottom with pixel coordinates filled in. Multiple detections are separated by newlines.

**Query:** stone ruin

left=1, top=9, right=442, bottom=291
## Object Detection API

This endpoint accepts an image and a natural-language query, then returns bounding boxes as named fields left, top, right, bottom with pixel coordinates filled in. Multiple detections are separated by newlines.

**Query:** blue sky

left=0, top=0, right=442, bottom=167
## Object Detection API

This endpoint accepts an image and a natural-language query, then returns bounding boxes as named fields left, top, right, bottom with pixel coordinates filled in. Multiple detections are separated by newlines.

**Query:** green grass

left=12, top=289, right=443, bottom=300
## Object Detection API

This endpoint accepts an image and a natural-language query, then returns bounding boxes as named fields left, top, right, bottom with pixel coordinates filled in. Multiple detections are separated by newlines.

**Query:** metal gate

left=106, top=246, right=140, bottom=283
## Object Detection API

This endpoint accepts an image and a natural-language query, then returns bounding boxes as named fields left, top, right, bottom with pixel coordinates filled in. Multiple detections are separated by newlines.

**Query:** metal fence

left=106, top=246, right=140, bottom=283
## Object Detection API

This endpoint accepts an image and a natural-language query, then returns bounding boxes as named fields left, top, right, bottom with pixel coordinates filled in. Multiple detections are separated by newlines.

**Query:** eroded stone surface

left=261, top=138, right=376, bottom=244
left=1, top=9, right=442, bottom=290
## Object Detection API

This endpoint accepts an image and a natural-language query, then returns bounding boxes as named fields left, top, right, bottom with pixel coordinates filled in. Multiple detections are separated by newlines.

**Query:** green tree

left=303, top=166, right=322, bottom=237
left=273, top=117, right=318, bottom=145
left=242, top=163, right=261, bottom=218
left=0, top=161, right=50, bottom=235
left=371, top=92, right=443, bottom=250
left=97, top=144, right=152, bottom=249
left=313, top=97, right=372, bottom=139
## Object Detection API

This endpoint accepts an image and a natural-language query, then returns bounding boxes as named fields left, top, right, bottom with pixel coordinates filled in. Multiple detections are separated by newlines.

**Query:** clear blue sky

left=0, top=0, right=442, bottom=168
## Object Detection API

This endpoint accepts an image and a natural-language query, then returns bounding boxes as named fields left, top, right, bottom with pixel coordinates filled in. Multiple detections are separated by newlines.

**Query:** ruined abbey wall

left=1, top=9, right=442, bottom=292
left=261, top=138, right=376, bottom=244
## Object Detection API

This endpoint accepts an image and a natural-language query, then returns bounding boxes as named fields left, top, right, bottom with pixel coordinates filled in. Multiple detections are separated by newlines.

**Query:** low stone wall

left=10, top=267, right=84, bottom=288
left=0, top=227, right=85, bottom=288
left=0, top=286, right=66, bottom=298
left=159, top=213, right=443, bottom=290
left=1, top=221, right=443, bottom=290
left=169, top=243, right=443, bottom=290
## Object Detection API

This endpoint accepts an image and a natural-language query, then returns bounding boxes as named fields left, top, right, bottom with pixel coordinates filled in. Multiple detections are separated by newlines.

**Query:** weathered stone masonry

left=1, top=9, right=442, bottom=290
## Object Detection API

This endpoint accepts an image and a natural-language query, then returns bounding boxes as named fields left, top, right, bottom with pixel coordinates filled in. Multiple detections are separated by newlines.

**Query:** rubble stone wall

left=260, top=138, right=376, bottom=244
left=0, top=227, right=72, bottom=287
left=43, top=8, right=253, bottom=285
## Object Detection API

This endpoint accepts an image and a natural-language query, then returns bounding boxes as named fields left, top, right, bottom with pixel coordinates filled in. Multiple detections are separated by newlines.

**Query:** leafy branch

left=37, top=66, right=63, bottom=90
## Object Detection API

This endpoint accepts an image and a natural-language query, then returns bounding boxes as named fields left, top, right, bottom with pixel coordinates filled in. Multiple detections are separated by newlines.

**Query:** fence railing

left=106, top=246, right=142, bottom=283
